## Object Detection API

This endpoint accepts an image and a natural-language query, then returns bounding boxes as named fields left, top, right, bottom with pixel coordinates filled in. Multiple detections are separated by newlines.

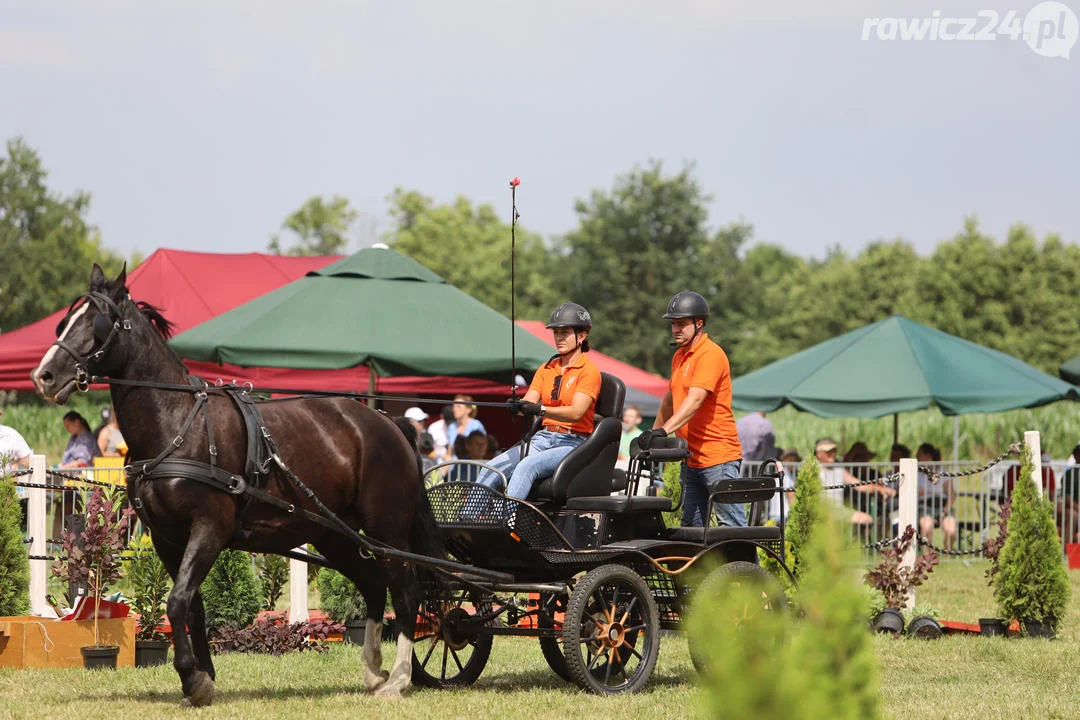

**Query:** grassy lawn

left=3, top=560, right=1078, bottom=719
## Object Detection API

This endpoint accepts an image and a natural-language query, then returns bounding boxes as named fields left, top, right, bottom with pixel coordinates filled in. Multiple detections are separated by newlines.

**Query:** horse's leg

left=375, top=563, right=420, bottom=699
left=151, top=536, right=216, bottom=682
left=167, top=526, right=227, bottom=708
left=316, top=545, right=390, bottom=691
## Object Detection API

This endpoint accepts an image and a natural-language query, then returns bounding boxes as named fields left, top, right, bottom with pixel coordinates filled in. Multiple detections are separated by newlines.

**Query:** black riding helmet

left=546, top=302, right=592, bottom=353
left=662, top=291, right=710, bottom=321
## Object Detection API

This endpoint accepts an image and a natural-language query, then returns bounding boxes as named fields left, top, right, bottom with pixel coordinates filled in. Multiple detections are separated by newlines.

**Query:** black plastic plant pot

left=343, top=620, right=366, bottom=645
left=1022, top=617, right=1056, bottom=639
left=134, top=639, right=171, bottom=667
left=81, top=645, right=120, bottom=670
left=871, top=608, right=905, bottom=635
left=907, top=615, right=943, bottom=640
left=978, top=618, right=1008, bottom=637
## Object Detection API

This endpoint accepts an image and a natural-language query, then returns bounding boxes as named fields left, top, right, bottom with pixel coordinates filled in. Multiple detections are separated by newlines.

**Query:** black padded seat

left=666, top=525, right=781, bottom=543
left=565, top=495, right=672, bottom=512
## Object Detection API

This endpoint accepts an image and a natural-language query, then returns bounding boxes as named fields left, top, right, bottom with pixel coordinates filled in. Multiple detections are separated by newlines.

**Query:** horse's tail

left=392, top=417, right=447, bottom=574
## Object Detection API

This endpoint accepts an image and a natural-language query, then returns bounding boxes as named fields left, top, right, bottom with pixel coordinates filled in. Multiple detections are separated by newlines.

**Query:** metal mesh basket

left=427, top=482, right=573, bottom=551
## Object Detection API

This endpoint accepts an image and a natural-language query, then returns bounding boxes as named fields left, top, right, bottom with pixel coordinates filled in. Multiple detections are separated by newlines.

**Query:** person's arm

left=658, top=387, right=709, bottom=435
left=654, top=390, right=674, bottom=428
left=97, top=427, right=110, bottom=454
left=944, top=480, right=956, bottom=516
left=542, top=391, right=593, bottom=423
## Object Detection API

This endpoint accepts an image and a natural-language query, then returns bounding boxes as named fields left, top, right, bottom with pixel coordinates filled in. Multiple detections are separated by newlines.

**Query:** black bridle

left=52, top=290, right=131, bottom=392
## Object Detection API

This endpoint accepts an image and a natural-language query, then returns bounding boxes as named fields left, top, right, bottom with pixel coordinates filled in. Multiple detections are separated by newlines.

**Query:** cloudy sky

left=1, top=0, right=1076, bottom=260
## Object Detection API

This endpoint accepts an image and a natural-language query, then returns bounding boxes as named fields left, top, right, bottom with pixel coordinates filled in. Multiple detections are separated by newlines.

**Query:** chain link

left=45, top=469, right=124, bottom=489
left=920, top=442, right=1022, bottom=483
left=861, top=535, right=902, bottom=550
left=822, top=470, right=901, bottom=491
left=6, top=468, right=33, bottom=478
left=917, top=537, right=986, bottom=557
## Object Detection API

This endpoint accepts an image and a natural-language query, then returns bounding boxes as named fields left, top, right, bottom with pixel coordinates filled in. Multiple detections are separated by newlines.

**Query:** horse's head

left=32, top=263, right=133, bottom=404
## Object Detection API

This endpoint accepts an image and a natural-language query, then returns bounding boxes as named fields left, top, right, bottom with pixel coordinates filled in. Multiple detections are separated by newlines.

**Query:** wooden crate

left=0, top=616, right=135, bottom=669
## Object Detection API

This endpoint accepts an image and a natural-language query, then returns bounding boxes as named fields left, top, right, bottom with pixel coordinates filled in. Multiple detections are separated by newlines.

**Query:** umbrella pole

left=953, top=416, right=960, bottom=463
left=368, top=362, right=378, bottom=410
left=893, top=413, right=899, bottom=447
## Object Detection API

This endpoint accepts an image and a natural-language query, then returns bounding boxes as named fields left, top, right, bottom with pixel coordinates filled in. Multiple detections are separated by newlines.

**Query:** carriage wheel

left=537, top=592, right=572, bottom=682
left=561, top=564, right=660, bottom=695
left=411, top=590, right=493, bottom=688
left=686, top=560, right=788, bottom=676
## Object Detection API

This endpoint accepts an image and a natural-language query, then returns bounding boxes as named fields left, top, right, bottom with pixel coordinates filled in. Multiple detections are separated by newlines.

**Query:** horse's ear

left=89, top=263, right=106, bottom=291
left=109, top=263, right=128, bottom=299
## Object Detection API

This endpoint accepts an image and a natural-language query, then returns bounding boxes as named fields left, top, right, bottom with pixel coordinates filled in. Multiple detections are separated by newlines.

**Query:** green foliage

left=994, top=446, right=1070, bottom=630
left=786, top=455, right=823, bottom=579
left=202, top=550, right=263, bottom=632
left=694, top=498, right=881, bottom=719
left=268, top=195, right=359, bottom=256
left=316, top=567, right=366, bottom=623
left=0, top=138, right=126, bottom=332
left=658, top=461, right=682, bottom=527
left=386, top=188, right=560, bottom=320
left=0, top=470, right=30, bottom=616
left=122, top=534, right=171, bottom=640
left=863, top=525, right=938, bottom=609
left=255, top=553, right=289, bottom=611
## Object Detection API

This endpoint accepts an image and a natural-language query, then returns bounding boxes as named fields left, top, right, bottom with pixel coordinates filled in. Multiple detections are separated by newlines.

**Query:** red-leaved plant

left=52, top=487, right=135, bottom=647
left=982, top=496, right=1012, bottom=585
left=864, top=525, right=939, bottom=609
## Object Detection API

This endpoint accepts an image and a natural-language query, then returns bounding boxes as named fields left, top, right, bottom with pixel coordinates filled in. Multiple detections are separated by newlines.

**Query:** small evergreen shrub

left=785, top=455, right=823, bottom=579
left=202, top=549, right=262, bottom=632
left=255, top=553, right=289, bottom=611
left=0, top=469, right=30, bottom=616
left=123, top=533, right=172, bottom=640
left=994, top=446, right=1070, bottom=631
left=659, top=462, right=682, bottom=527
left=317, top=567, right=366, bottom=623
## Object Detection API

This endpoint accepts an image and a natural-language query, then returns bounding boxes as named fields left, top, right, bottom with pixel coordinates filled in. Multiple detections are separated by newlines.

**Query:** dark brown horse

left=32, top=264, right=441, bottom=705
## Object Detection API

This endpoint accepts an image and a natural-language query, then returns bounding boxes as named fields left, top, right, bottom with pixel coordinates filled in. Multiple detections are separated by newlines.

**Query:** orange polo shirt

left=670, top=333, right=742, bottom=468
left=529, top=354, right=602, bottom=435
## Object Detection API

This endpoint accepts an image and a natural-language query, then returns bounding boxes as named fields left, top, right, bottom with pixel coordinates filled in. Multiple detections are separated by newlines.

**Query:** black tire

left=687, top=560, right=788, bottom=675
left=562, top=564, right=660, bottom=695
left=537, top=593, right=572, bottom=682
left=411, top=591, right=493, bottom=688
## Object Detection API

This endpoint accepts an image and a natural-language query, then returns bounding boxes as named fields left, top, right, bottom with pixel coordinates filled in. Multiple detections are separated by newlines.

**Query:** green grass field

left=3, top=561, right=1078, bottom=720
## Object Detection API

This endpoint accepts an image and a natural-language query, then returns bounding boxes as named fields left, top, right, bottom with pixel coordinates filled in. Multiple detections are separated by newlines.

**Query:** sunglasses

left=551, top=374, right=562, bottom=401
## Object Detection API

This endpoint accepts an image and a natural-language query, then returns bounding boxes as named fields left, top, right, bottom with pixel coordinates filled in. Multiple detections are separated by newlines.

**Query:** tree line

left=3, top=138, right=1077, bottom=380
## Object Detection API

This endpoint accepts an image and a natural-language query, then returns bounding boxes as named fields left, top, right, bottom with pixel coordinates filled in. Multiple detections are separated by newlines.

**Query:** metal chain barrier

left=821, top=470, right=902, bottom=491
left=44, top=468, right=124, bottom=490
left=862, top=535, right=902, bottom=551
left=919, top=442, right=1022, bottom=483
left=6, top=468, right=33, bottom=478
left=918, top=537, right=986, bottom=557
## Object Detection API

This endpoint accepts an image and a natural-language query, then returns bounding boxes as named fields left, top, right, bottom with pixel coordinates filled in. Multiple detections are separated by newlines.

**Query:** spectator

left=815, top=437, right=878, bottom=528
left=427, top=405, right=454, bottom=462
left=1062, top=444, right=1080, bottom=504
left=1002, top=450, right=1056, bottom=499
left=449, top=431, right=490, bottom=484
left=917, top=442, right=957, bottom=552
left=59, top=412, right=101, bottom=469
left=843, top=441, right=890, bottom=531
left=1059, top=444, right=1080, bottom=544
left=403, top=407, right=429, bottom=436
left=96, top=407, right=126, bottom=458
left=0, top=408, right=33, bottom=473
left=736, top=411, right=777, bottom=465
left=485, top=434, right=500, bottom=460
left=617, top=404, right=643, bottom=470
left=417, top=432, right=438, bottom=486
left=769, top=448, right=799, bottom=525
left=447, top=395, right=485, bottom=452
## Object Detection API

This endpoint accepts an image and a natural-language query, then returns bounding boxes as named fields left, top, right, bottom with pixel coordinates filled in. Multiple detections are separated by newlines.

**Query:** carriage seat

left=528, top=372, right=625, bottom=507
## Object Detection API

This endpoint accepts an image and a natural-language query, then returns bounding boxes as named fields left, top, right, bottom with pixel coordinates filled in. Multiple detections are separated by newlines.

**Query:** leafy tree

left=0, top=138, right=125, bottom=332
left=563, top=160, right=751, bottom=375
left=255, top=553, right=289, bottom=611
left=386, top=188, right=560, bottom=319
left=201, top=549, right=263, bottom=632
left=269, top=195, right=358, bottom=256
left=994, top=445, right=1070, bottom=632
left=0, top=467, right=30, bottom=616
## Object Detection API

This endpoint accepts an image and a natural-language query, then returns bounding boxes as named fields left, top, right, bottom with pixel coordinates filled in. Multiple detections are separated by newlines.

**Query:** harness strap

left=132, top=391, right=209, bottom=478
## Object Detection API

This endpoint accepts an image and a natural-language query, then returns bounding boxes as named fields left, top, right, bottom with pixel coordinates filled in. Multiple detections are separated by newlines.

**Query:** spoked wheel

left=537, top=592, right=572, bottom=682
left=687, top=560, right=788, bottom=675
left=562, top=564, right=660, bottom=695
left=411, top=590, right=493, bottom=688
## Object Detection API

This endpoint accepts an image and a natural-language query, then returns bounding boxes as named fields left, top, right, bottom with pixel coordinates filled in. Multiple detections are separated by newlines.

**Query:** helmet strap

left=557, top=329, right=583, bottom=359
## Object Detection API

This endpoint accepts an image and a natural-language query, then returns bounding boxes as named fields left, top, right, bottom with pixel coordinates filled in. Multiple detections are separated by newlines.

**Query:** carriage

left=31, top=266, right=793, bottom=704
left=410, top=372, right=792, bottom=694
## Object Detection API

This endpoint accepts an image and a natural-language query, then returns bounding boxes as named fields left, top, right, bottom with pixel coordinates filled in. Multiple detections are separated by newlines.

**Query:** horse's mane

left=135, top=300, right=175, bottom=339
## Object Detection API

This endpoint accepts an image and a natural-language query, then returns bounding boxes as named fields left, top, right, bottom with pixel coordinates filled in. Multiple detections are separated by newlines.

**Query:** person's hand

left=880, top=486, right=897, bottom=498
left=508, top=399, right=543, bottom=416
left=638, top=427, right=668, bottom=448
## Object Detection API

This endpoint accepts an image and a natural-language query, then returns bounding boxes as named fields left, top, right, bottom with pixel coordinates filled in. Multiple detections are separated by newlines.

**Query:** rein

left=53, top=291, right=132, bottom=391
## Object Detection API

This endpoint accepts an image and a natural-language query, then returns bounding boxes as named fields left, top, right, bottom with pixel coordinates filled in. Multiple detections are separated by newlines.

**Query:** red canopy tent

left=0, top=248, right=509, bottom=396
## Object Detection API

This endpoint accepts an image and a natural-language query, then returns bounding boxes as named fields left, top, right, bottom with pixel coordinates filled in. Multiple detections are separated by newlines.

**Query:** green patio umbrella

left=732, top=316, right=1080, bottom=442
left=169, top=246, right=556, bottom=385
left=1061, top=354, right=1080, bottom=385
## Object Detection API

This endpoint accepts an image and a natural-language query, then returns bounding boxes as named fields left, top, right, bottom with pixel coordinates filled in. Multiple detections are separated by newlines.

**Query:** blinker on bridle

left=52, top=290, right=131, bottom=392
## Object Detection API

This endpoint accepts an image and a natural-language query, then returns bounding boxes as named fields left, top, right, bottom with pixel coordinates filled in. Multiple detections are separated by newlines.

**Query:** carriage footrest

left=666, top=526, right=781, bottom=543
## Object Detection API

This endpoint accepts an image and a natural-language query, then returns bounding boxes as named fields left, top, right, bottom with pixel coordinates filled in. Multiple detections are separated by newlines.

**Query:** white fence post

left=27, top=454, right=48, bottom=616
left=289, top=548, right=309, bottom=623
left=898, top=457, right=918, bottom=611
left=1025, top=430, right=1042, bottom=499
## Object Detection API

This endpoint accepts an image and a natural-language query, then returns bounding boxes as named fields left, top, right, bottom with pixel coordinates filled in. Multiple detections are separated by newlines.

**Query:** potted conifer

left=53, top=487, right=134, bottom=669
left=317, top=567, right=367, bottom=643
left=123, top=533, right=172, bottom=667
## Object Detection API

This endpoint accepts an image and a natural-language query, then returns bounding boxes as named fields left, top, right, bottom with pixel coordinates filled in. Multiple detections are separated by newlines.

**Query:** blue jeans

left=476, top=430, right=587, bottom=500
left=681, top=460, right=745, bottom=527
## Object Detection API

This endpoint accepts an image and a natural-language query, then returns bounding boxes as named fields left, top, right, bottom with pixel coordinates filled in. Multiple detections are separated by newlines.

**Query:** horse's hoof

left=183, top=672, right=215, bottom=707
left=374, top=685, right=405, bottom=700
left=364, top=669, right=390, bottom=691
